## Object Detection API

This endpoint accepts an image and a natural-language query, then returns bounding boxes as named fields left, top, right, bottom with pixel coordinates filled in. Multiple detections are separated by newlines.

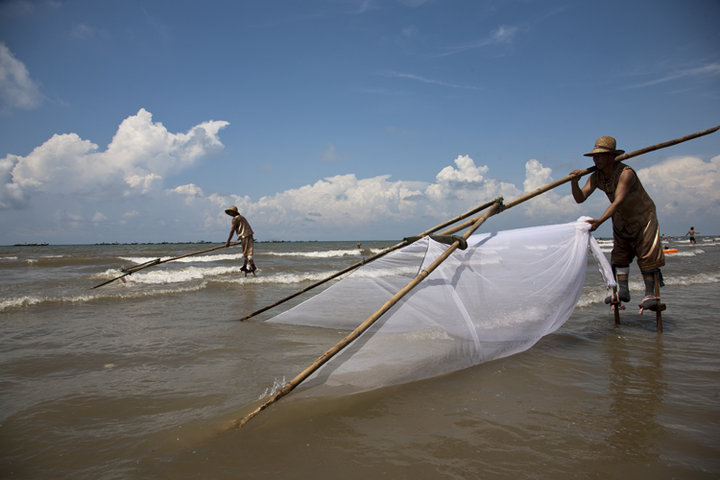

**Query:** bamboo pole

left=229, top=202, right=503, bottom=429
left=613, top=287, right=621, bottom=326
left=90, top=241, right=242, bottom=289
left=654, top=272, right=664, bottom=333
left=236, top=197, right=502, bottom=321
left=440, top=125, right=720, bottom=236
left=228, top=125, right=719, bottom=428
left=226, top=125, right=719, bottom=428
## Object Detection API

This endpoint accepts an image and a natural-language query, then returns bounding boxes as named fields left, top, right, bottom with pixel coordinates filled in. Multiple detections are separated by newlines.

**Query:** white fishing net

left=268, top=218, right=615, bottom=396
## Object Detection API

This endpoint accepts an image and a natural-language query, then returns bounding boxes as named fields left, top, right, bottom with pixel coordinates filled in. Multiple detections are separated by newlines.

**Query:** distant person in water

left=570, top=136, right=664, bottom=313
left=225, top=206, right=257, bottom=276
left=661, top=234, right=670, bottom=249
left=685, top=227, right=698, bottom=245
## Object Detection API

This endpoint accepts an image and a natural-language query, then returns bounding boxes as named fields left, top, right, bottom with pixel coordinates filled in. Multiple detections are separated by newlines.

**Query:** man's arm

left=585, top=168, right=635, bottom=231
left=226, top=218, right=237, bottom=246
left=570, top=170, right=596, bottom=203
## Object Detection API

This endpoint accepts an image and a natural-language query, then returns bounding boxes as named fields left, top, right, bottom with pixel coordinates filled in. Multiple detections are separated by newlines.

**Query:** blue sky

left=1, top=0, right=718, bottom=244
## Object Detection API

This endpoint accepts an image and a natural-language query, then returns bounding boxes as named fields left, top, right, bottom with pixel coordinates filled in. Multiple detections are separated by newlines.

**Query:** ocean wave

left=264, top=248, right=383, bottom=258
left=217, top=265, right=418, bottom=285
left=94, top=265, right=246, bottom=285
left=666, top=271, right=720, bottom=286
left=667, top=249, right=704, bottom=257
left=116, top=248, right=384, bottom=265
left=0, top=283, right=208, bottom=312
left=575, top=271, right=720, bottom=309
left=119, top=253, right=245, bottom=264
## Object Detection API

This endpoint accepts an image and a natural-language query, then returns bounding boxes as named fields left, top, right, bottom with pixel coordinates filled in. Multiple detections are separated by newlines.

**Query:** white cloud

left=521, top=159, right=582, bottom=217
left=171, top=183, right=204, bottom=197
left=0, top=42, right=43, bottom=112
left=124, top=172, right=162, bottom=194
left=426, top=155, right=520, bottom=218
left=637, top=154, right=720, bottom=215
left=252, top=173, right=426, bottom=226
left=2, top=106, right=716, bottom=244
left=1, top=108, right=228, bottom=207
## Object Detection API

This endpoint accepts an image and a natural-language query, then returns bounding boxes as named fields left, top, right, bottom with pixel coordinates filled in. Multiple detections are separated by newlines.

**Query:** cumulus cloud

left=638, top=155, right=720, bottom=215
left=3, top=104, right=715, bottom=244
left=253, top=173, right=426, bottom=226
left=521, top=159, right=582, bottom=217
left=197, top=154, right=562, bottom=239
left=0, top=42, right=43, bottom=112
left=1, top=108, right=228, bottom=207
left=171, top=183, right=205, bottom=198
left=425, top=155, right=520, bottom=218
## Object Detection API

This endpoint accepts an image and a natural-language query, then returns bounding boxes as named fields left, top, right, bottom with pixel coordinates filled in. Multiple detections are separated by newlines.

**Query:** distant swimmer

left=685, top=227, right=698, bottom=245
left=570, top=135, right=664, bottom=313
left=225, top=206, right=257, bottom=276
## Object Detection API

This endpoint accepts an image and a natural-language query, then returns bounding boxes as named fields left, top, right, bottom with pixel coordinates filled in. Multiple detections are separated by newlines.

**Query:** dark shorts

left=241, top=235, right=254, bottom=257
left=611, top=213, right=665, bottom=271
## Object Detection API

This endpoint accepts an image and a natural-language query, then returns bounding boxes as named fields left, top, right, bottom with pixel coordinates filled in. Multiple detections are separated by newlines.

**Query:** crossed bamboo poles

left=228, top=124, right=719, bottom=429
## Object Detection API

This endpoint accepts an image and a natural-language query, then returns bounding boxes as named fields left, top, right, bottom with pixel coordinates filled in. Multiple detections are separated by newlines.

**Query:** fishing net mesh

left=268, top=218, right=614, bottom=396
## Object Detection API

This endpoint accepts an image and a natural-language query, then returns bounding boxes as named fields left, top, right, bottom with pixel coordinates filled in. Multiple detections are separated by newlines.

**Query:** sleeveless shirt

left=594, top=162, right=657, bottom=236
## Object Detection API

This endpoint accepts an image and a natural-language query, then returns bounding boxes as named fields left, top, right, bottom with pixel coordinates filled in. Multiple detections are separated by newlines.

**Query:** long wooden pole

left=90, top=241, right=242, bottom=289
left=440, top=125, right=720, bottom=236
left=236, top=197, right=502, bottom=321
left=228, top=125, right=719, bottom=428
left=229, top=202, right=503, bottom=429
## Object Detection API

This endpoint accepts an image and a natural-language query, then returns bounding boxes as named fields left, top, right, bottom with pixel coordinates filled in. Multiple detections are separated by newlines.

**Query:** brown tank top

left=595, top=162, right=656, bottom=235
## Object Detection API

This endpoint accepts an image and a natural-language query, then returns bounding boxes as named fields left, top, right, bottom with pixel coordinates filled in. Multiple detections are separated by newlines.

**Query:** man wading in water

left=225, top=206, right=257, bottom=276
left=570, top=136, right=665, bottom=313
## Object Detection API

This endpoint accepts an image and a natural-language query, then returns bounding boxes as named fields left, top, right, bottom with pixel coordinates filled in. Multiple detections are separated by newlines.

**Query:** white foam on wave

left=216, top=264, right=419, bottom=285
left=119, top=253, right=245, bottom=264
left=576, top=271, right=720, bottom=309
left=265, top=249, right=359, bottom=258
left=122, top=266, right=246, bottom=284
left=0, top=282, right=208, bottom=312
left=0, top=256, right=18, bottom=261
left=118, top=248, right=386, bottom=265
left=666, top=271, right=720, bottom=286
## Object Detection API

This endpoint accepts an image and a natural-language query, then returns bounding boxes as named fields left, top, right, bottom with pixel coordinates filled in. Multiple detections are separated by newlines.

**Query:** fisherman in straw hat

left=225, top=206, right=257, bottom=276
left=570, top=136, right=665, bottom=313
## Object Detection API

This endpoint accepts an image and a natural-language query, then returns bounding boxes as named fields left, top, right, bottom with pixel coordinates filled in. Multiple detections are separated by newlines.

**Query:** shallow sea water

left=1, top=235, right=719, bottom=479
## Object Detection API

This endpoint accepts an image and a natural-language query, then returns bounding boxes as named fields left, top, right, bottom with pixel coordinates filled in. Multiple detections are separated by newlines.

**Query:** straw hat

left=225, top=206, right=239, bottom=216
left=584, top=136, right=625, bottom=157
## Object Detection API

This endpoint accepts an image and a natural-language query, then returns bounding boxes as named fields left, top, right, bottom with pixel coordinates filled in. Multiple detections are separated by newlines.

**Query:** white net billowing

left=268, top=218, right=615, bottom=396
